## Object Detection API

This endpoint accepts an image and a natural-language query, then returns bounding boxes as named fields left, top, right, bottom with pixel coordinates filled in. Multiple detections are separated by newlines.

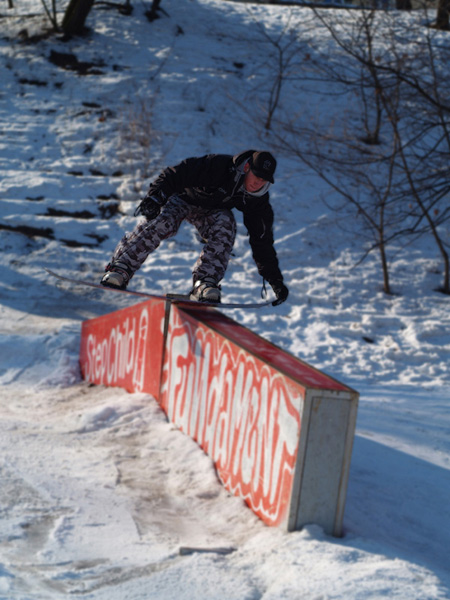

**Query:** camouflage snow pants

left=109, top=195, right=237, bottom=284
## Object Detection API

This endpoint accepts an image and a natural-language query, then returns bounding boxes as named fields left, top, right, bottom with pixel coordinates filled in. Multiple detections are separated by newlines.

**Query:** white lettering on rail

left=162, top=312, right=302, bottom=525
left=84, top=308, right=149, bottom=392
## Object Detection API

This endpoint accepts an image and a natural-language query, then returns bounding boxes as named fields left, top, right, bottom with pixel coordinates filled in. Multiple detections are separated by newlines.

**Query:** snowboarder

left=100, top=149, right=289, bottom=306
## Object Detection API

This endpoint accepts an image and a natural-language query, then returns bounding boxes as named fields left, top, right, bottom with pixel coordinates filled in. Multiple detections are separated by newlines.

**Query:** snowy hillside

left=0, top=0, right=449, bottom=597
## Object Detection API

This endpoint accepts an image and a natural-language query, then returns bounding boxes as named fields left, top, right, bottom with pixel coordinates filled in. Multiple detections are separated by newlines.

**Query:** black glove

left=271, top=280, right=289, bottom=306
left=134, top=192, right=165, bottom=220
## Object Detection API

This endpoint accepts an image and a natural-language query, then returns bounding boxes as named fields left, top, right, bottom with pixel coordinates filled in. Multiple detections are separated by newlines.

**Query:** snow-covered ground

left=0, top=0, right=449, bottom=597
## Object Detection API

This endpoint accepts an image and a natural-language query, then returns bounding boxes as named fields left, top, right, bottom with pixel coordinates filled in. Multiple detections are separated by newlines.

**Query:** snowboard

left=44, top=268, right=273, bottom=309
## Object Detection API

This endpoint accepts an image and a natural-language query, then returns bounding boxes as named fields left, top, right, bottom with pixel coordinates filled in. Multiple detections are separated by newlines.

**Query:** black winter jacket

left=147, top=150, right=284, bottom=286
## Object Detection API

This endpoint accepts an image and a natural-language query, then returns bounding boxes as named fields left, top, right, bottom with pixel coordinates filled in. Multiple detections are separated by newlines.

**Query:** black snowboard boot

left=100, top=262, right=133, bottom=290
left=190, top=277, right=221, bottom=303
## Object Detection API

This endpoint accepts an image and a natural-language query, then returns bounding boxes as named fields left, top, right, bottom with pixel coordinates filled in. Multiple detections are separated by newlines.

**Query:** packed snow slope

left=0, top=0, right=449, bottom=598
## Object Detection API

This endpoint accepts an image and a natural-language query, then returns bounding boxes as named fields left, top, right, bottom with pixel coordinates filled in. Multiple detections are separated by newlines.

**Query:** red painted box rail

left=159, top=305, right=358, bottom=532
left=79, top=299, right=166, bottom=397
left=160, top=306, right=304, bottom=526
left=79, top=300, right=358, bottom=535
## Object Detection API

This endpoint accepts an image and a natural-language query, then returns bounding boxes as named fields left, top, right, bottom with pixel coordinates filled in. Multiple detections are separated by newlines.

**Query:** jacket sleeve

left=243, top=202, right=284, bottom=285
left=147, top=155, right=224, bottom=201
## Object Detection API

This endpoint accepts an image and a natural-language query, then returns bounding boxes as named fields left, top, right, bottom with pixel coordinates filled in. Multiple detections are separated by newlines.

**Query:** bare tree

left=239, top=8, right=311, bottom=131
left=256, top=14, right=303, bottom=130
left=40, top=0, right=59, bottom=30
left=271, top=103, right=407, bottom=295
left=366, top=12, right=450, bottom=292
left=266, top=8, right=450, bottom=294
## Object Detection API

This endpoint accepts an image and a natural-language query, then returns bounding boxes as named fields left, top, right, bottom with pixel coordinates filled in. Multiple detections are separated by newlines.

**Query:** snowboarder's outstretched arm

left=243, top=206, right=288, bottom=305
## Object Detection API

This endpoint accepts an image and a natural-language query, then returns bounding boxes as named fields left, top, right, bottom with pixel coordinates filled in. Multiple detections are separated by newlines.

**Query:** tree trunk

left=62, top=0, right=95, bottom=36
left=396, top=0, right=412, bottom=10
left=146, top=0, right=161, bottom=21
left=434, top=0, right=450, bottom=30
